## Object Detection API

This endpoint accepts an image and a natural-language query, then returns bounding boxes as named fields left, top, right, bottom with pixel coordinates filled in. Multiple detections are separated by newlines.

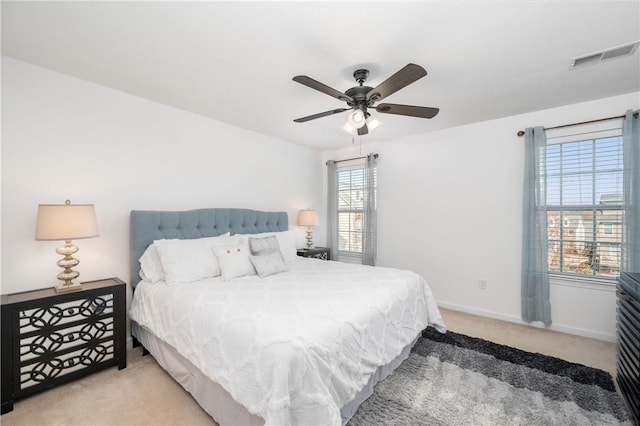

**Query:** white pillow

left=213, top=244, right=256, bottom=280
left=153, top=233, right=232, bottom=283
left=139, top=244, right=164, bottom=283
left=249, top=230, right=297, bottom=264
left=250, top=251, right=289, bottom=278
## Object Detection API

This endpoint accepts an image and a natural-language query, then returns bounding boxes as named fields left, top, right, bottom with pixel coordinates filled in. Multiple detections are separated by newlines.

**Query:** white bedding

left=129, top=257, right=446, bottom=426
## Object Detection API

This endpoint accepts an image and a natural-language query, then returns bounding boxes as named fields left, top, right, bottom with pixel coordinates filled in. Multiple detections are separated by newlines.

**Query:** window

left=545, top=135, right=623, bottom=279
left=338, top=167, right=364, bottom=254
left=334, top=159, right=377, bottom=263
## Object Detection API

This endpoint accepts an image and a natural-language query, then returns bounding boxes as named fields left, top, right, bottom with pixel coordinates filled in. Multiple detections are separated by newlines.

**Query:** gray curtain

left=622, top=109, right=640, bottom=273
left=326, top=160, right=339, bottom=261
left=361, top=154, right=378, bottom=266
left=522, top=126, right=552, bottom=326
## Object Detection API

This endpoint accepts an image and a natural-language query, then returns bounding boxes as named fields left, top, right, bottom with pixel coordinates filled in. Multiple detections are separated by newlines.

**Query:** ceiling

left=2, top=1, right=639, bottom=150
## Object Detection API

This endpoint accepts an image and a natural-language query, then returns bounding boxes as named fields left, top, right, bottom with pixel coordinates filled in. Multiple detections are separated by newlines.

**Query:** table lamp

left=297, top=209, right=318, bottom=249
left=35, top=200, right=99, bottom=293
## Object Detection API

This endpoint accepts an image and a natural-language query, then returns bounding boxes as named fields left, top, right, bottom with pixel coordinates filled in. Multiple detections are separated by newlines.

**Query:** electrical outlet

left=479, top=280, right=487, bottom=290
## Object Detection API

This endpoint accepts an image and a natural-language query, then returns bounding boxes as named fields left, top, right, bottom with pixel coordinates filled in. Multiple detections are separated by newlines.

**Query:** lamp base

left=305, top=227, right=314, bottom=249
left=54, top=282, right=83, bottom=294
left=54, top=240, right=82, bottom=293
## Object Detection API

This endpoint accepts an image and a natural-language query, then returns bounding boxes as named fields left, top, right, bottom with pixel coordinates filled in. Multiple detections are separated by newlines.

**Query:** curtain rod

left=516, top=112, right=638, bottom=137
left=325, top=153, right=378, bottom=165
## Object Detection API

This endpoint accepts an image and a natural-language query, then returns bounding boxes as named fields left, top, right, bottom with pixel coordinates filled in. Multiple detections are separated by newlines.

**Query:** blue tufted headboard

left=130, top=208, right=288, bottom=287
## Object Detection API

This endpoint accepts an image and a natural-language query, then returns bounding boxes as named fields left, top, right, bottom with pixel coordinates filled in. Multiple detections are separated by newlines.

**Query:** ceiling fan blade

left=357, top=123, right=369, bottom=136
left=293, top=75, right=353, bottom=103
left=293, top=108, right=349, bottom=123
left=366, top=63, right=427, bottom=103
left=376, top=103, right=439, bottom=119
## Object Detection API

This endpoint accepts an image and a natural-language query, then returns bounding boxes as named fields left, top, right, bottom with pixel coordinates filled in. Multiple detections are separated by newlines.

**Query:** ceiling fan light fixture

left=367, top=116, right=381, bottom=131
left=343, top=114, right=382, bottom=134
left=342, top=122, right=355, bottom=134
left=347, top=109, right=366, bottom=129
left=293, top=63, right=439, bottom=132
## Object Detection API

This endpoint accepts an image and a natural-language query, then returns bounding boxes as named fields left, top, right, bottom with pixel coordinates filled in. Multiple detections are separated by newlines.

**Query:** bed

left=129, top=208, right=446, bottom=426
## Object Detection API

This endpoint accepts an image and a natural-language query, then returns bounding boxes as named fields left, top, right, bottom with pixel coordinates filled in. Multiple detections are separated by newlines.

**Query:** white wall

left=1, top=57, right=323, bottom=296
left=323, top=92, right=639, bottom=342
left=4, top=56, right=637, bottom=343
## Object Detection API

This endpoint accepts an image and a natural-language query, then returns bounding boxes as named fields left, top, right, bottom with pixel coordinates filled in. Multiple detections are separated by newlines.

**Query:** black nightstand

left=1, top=277, right=127, bottom=414
left=297, top=247, right=330, bottom=261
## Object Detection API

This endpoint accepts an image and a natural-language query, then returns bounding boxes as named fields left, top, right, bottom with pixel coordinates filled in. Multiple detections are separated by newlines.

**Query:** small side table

left=297, top=247, right=330, bottom=261
left=1, top=277, right=127, bottom=414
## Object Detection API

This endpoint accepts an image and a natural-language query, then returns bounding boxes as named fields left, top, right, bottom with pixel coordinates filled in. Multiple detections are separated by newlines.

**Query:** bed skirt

left=131, top=322, right=418, bottom=425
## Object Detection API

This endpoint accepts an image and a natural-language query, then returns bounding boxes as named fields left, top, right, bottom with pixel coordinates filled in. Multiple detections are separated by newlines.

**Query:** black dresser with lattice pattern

left=617, top=272, right=639, bottom=426
left=1, top=278, right=127, bottom=414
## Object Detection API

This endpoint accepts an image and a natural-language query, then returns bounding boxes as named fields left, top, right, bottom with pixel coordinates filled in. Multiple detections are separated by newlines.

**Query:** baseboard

left=437, top=301, right=616, bottom=343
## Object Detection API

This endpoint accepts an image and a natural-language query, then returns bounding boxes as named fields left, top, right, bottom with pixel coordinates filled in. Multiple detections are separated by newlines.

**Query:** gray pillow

left=250, top=251, right=289, bottom=278
left=249, top=235, right=280, bottom=256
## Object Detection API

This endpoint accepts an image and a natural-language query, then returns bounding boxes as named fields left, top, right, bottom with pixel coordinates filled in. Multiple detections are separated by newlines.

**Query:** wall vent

left=571, top=41, right=639, bottom=68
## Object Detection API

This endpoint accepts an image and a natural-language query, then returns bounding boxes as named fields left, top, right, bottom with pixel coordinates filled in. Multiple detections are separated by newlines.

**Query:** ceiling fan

left=292, top=63, right=439, bottom=135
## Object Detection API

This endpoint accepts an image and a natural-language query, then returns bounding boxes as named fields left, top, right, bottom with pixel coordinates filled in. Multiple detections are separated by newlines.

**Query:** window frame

left=334, top=159, right=377, bottom=263
left=544, top=127, right=624, bottom=285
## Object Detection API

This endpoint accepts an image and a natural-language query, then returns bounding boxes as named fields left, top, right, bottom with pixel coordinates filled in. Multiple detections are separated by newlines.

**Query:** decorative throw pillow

left=249, top=235, right=280, bottom=256
left=250, top=231, right=297, bottom=264
left=213, top=244, right=256, bottom=281
left=153, top=233, right=232, bottom=283
left=250, top=251, right=289, bottom=278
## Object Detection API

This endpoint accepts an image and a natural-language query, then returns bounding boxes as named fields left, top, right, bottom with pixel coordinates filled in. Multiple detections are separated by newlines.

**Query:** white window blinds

left=331, top=155, right=377, bottom=264
left=545, top=129, right=623, bottom=279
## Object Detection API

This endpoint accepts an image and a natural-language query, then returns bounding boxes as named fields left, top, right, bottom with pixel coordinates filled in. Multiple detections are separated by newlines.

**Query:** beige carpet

left=1, top=308, right=617, bottom=425
left=1, top=347, right=216, bottom=426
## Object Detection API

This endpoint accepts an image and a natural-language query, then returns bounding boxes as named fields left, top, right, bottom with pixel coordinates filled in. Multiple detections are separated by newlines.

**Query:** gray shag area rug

left=348, top=329, right=633, bottom=426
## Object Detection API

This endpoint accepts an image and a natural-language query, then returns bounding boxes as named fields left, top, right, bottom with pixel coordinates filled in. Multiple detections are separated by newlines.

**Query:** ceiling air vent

left=572, top=52, right=603, bottom=67
left=571, top=41, right=639, bottom=68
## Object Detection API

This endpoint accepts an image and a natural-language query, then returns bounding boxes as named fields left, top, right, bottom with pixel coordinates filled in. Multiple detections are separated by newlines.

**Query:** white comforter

left=129, top=257, right=445, bottom=426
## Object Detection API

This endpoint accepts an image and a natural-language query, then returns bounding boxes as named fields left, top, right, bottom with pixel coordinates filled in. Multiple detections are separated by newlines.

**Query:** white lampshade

left=347, top=109, right=366, bottom=129
left=367, top=116, right=382, bottom=131
left=343, top=114, right=381, bottom=134
left=297, top=209, right=318, bottom=226
left=35, top=202, right=99, bottom=241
